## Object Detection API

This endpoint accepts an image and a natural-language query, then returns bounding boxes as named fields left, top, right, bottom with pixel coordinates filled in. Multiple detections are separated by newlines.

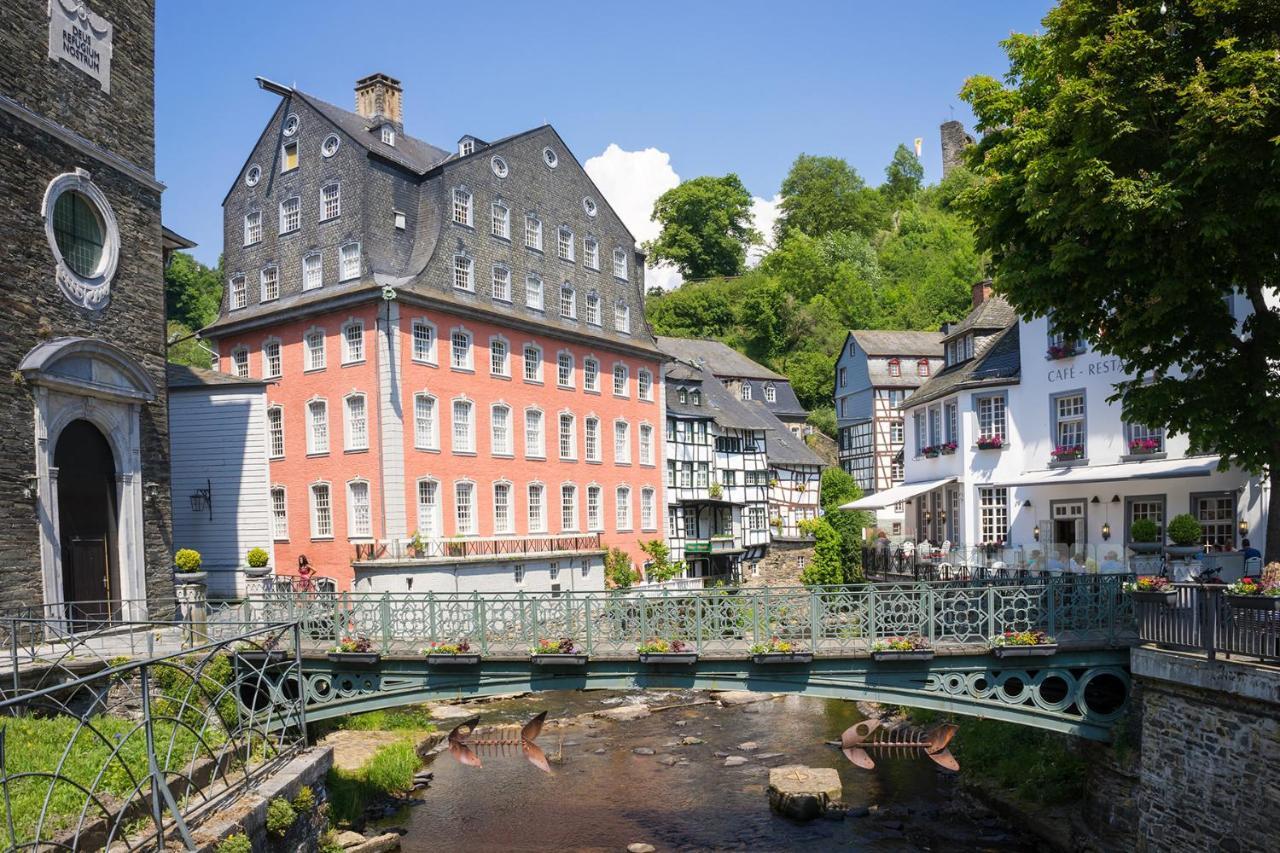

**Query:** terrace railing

left=1135, top=583, right=1280, bottom=662
left=352, top=532, right=604, bottom=563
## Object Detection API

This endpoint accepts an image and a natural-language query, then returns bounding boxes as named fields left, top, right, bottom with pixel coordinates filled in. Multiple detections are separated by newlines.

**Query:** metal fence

left=251, top=575, right=1134, bottom=656
left=1135, top=583, right=1280, bottom=662
left=0, top=618, right=307, bottom=850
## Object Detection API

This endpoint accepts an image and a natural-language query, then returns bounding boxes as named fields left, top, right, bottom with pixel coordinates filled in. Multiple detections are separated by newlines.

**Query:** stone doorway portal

left=54, top=419, right=120, bottom=621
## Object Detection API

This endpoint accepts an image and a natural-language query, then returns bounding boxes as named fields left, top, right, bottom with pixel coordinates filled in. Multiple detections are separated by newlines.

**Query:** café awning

left=996, top=455, right=1223, bottom=488
left=840, top=476, right=957, bottom=510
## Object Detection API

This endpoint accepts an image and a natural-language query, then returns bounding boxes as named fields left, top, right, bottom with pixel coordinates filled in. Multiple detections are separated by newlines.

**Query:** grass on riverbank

left=318, top=704, right=436, bottom=827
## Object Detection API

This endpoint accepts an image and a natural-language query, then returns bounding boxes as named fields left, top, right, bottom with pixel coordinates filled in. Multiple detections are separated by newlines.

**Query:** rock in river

left=633, top=747, right=656, bottom=756
left=723, top=756, right=749, bottom=767
left=628, top=845, right=656, bottom=853
left=680, top=736, right=705, bottom=745
left=737, top=741, right=759, bottom=751
left=596, top=704, right=652, bottom=722
left=715, top=691, right=768, bottom=706
left=767, top=765, right=843, bottom=822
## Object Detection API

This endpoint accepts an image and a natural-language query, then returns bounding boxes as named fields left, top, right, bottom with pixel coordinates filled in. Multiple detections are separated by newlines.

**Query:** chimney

left=940, top=120, right=975, bottom=178
left=971, top=278, right=993, bottom=308
left=354, top=73, right=402, bottom=124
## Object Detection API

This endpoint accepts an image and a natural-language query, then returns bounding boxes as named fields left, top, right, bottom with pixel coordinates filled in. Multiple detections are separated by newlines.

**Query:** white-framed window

left=243, top=211, right=261, bottom=245
left=309, top=483, right=332, bottom=538
left=525, top=215, right=542, bottom=251
left=341, top=319, right=364, bottom=364
left=413, top=393, right=438, bottom=450
left=321, top=134, right=340, bottom=157
left=490, top=336, right=509, bottom=376
left=587, top=485, right=603, bottom=531
left=748, top=505, right=766, bottom=532
left=558, top=227, right=574, bottom=261
left=613, top=248, right=628, bottom=279
left=455, top=481, right=475, bottom=535
left=381, top=125, right=396, bottom=146
left=493, top=482, right=513, bottom=534
left=584, top=238, right=599, bottom=270
left=339, top=242, right=361, bottom=280
left=525, top=275, right=544, bottom=311
left=639, top=423, right=653, bottom=465
left=416, top=478, right=440, bottom=538
left=1053, top=392, right=1086, bottom=454
left=321, top=183, right=341, bottom=221
left=741, top=383, right=753, bottom=401
left=557, top=351, right=574, bottom=387
left=307, top=399, right=329, bottom=454
left=229, top=274, right=247, bottom=310
left=614, top=420, right=631, bottom=464
left=282, top=114, right=299, bottom=136
left=452, top=398, right=475, bottom=453
left=525, top=408, right=545, bottom=457
left=584, top=357, right=600, bottom=392
left=491, top=201, right=510, bottom=239
left=411, top=319, right=436, bottom=364
left=492, top=265, right=511, bottom=302
left=347, top=480, right=371, bottom=538
left=270, top=486, right=288, bottom=539
left=303, top=252, right=322, bottom=290
left=453, top=253, right=474, bottom=292
left=266, top=406, right=284, bottom=458
left=638, top=369, right=652, bottom=401
left=613, top=363, right=628, bottom=397
left=245, top=164, right=261, bottom=187
left=976, top=394, right=1006, bottom=441
left=890, top=419, right=905, bottom=443
left=344, top=393, right=368, bottom=451
left=523, top=344, right=542, bottom=382
left=561, top=484, right=578, bottom=531
left=282, top=141, right=298, bottom=172
left=451, top=329, right=473, bottom=370
left=231, top=346, right=249, bottom=378
left=978, top=486, right=1009, bottom=544
left=452, top=188, right=472, bottom=227
left=585, top=291, right=601, bottom=326
left=765, top=384, right=777, bottom=403
left=395, top=209, right=409, bottom=230
left=304, top=328, right=326, bottom=371
left=1126, top=421, right=1165, bottom=454
left=615, top=486, right=632, bottom=531
left=543, top=147, right=559, bottom=168
left=527, top=484, right=546, bottom=533
left=944, top=400, right=958, bottom=444
left=491, top=155, right=508, bottom=177
left=459, top=138, right=475, bottom=156
left=614, top=300, right=630, bottom=333
left=585, top=417, right=600, bottom=462
left=279, top=196, right=300, bottom=234
left=641, top=488, right=656, bottom=530
left=491, top=404, right=512, bottom=455
left=559, top=413, right=576, bottom=460
left=560, top=282, right=576, bottom=319
left=259, top=266, right=279, bottom=302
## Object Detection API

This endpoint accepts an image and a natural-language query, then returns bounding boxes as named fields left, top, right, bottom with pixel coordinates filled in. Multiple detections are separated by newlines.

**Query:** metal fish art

left=840, top=719, right=959, bottom=771
left=447, top=711, right=551, bottom=773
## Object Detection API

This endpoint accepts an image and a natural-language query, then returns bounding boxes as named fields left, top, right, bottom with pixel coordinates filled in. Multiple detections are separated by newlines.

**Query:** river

left=371, top=689, right=1038, bottom=852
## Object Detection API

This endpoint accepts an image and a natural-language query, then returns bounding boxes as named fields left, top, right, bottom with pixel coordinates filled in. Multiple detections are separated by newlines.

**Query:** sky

left=156, top=0, right=1053, bottom=289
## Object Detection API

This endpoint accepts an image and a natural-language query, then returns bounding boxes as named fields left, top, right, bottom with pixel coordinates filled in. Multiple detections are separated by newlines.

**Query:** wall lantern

left=1239, top=519, right=1249, bottom=537
left=1033, top=524, right=1041, bottom=542
left=1101, top=522, right=1112, bottom=541
left=189, top=478, right=213, bottom=521
left=939, top=510, right=947, bottom=524
left=1111, top=495, right=1121, bottom=504
left=1023, top=500, right=1033, bottom=508
left=1090, top=495, right=1100, bottom=504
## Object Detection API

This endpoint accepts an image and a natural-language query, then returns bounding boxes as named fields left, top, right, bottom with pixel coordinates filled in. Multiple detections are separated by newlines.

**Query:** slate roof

left=664, top=363, right=775, bottom=431
left=166, top=363, right=271, bottom=389
left=655, top=337, right=785, bottom=381
left=295, top=90, right=451, bottom=175
left=746, top=402, right=824, bottom=467
left=904, top=324, right=1021, bottom=408
left=943, top=294, right=1017, bottom=341
left=849, top=330, right=944, bottom=357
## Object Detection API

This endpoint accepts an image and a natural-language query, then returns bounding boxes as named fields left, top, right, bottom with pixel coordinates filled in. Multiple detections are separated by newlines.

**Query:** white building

left=848, top=287, right=1265, bottom=574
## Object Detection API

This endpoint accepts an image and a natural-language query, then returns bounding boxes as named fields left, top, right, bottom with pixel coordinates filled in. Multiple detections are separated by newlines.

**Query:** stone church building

left=0, top=0, right=174, bottom=617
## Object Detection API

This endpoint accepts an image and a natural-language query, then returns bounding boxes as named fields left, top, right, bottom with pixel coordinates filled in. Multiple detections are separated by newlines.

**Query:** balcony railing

left=1135, top=583, right=1280, bottom=662
left=353, top=533, right=604, bottom=563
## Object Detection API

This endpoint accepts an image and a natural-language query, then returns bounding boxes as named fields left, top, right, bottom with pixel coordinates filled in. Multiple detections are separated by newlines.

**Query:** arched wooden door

left=54, top=419, right=120, bottom=621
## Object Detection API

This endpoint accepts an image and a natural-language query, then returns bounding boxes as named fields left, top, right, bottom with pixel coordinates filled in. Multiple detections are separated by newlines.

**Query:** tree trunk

left=1265, top=465, right=1280, bottom=564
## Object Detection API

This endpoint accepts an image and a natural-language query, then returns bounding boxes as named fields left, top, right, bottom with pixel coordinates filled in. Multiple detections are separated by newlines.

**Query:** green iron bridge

left=237, top=576, right=1138, bottom=741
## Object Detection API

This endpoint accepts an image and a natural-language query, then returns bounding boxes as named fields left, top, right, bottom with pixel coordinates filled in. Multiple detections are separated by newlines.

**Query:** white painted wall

left=354, top=555, right=605, bottom=594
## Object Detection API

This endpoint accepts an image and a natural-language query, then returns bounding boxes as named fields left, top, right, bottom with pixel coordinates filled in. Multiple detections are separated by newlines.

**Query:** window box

left=638, top=651, right=698, bottom=665
left=992, top=643, right=1058, bottom=658
left=976, top=436, right=1005, bottom=450
left=922, top=448, right=940, bottom=459
left=1046, top=344, right=1083, bottom=360
left=427, top=653, right=482, bottom=666
left=751, top=652, right=814, bottom=665
left=1127, top=438, right=1163, bottom=455
left=327, top=651, right=381, bottom=666
left=871, top=648, right=935, bottom=662
left=235, top=649, right=288, bottom=665
left=1227, top=594, right=1280, bottom=612
left=937, top=442, right=957, bottom=456
left=1130, top=589, right=1178, bottom=606
left=530, top=653, right=589, bottom=666
left=1050, top=446, right=1084, bottom=462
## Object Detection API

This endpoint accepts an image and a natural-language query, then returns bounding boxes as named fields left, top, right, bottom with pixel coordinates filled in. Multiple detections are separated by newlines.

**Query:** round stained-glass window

left=322, top=135, right=340, bottom=157
left=52, top=191, right=105, bottom=278
left=283, top=114, right=300, bottom=136
left=245, top=165, right=261, bottom=187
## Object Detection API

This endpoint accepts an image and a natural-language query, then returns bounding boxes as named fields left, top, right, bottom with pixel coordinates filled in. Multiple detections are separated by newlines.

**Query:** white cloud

left=584, top=144, right=681, bottom=291
left=747, top=193, right=782, bottom=267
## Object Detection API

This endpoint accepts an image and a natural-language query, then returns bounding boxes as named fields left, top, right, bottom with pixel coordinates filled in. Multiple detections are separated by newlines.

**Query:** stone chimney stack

left=354, top=73, right=402, bottom=124
left=940, top=120, right=975, bottom=178
left=972, top=278, right=993, bottom=308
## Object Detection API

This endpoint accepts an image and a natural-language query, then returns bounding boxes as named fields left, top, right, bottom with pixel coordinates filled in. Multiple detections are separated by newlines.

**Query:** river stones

left=680, top=736, right=705, bottom=745
left=424, top=703, right=476, bottom=720
left=724, top=756, right=749, bottom=767
left=593, top=747, right=607, bottom=754
left=737, top=741, right=759, bottom=751
left=714, top=690, right=768, bottom=706
left=596, top=704, right=652, bottom=722
left=755, top=752, right=785, bottom=762
left=628, top=844, right=656, bottom=853
left=658, top=755, right=680, bottom=766
left=633, top=746, right=656, bottom=755
left=768, top=765, right=843, bottom=821
left=674, top=720, right=688, bottom=727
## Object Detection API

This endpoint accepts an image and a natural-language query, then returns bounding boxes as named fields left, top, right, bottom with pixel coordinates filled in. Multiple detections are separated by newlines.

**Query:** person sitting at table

left=1240, top=538, right=1262, bottom=562
left=1100, top=551, right=1125, bottom=573
left=1026, top=550, right=1043, bottom=571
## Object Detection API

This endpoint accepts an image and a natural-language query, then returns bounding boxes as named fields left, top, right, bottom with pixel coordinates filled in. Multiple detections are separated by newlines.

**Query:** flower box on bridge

left=751, top=652, right=814, bottom=665
left=639, top=651, right=699, bottom=665
left=327, top=651, right=381, bottom=666
left=235, top=650, right=288, bottom=665
left=1227, top=594, right=1280, bottom=612
left=426, top=653, right=483, bottom=666
left=992, top=644, right=1059, bottom=659
left=531, top=653, right=589, bottom=666
left=871, top=649, right=936, bottom=662
left=1130, top=590, right=1178, bottom=606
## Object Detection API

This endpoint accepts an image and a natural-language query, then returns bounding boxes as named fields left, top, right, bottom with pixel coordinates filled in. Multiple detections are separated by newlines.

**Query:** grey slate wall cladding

left=0, top=0, right=172, bottom=609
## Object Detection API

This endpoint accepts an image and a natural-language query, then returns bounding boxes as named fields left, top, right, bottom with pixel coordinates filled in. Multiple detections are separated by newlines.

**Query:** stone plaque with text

left=48, top=0, right=113, bottom=94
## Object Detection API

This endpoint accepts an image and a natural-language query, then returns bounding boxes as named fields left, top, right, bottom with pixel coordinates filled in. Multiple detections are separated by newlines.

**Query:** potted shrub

left=1128, top=437, right=1162, bottom=456
left=976, top=435, right=1004, bottom=450
left=328, top=636, right=380, bottom=665
left=173, top=548, right=207, bottom=585
left=1123, top=576, right=1177, bottom=606
left=1127, top=518, right=1162, bottom=554
left=871, top=634, right=934, bottom=661
left=445, top=538, right=467, bottom=558
left=1165, top=514, right=1204, bottom=558
left=530, top=637, right=588, bottom=666
left=244, top=547, right=271, bottom=579
left=423, top=639, right=481, bottom=666
left=938, top=441, right=958, bottom=456
left=709, top=481, right=724, bottom=499
left=1050, top=445, right=1084, bottom=462
left=749, top=637, right=813, bottom=665
left=409, top=530, right=427, bottom=558
left=1225, top=577, right=1280, bottom=611
left=989, top=630, right=1057, bottom=658
left=637, top=638, right=698, bottom=665
left=236, top=633, right=287, bottom=664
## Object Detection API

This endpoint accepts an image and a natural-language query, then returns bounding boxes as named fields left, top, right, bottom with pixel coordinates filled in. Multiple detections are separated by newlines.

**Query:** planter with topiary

left=173, top=548, right=207, bottom=585
left=1126, top=518, right=1162, bottom=555
left=1165, top=514, right=1204, bottom=558
left=244, top=546, right=272, bottom=579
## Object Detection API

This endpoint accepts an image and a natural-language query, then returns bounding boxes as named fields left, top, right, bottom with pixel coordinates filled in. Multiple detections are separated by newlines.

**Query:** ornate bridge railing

left=246, top=576, right=1135, bottom=656
left=1136, top=582, right=1280, bottom=662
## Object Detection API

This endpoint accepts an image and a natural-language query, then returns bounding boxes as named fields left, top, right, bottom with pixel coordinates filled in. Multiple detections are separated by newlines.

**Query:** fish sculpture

left=447, top=711, right=551, bottom=773
left=839, top=719, right=959, bottom=771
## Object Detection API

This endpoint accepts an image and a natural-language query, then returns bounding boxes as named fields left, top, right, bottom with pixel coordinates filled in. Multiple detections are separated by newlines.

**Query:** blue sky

left=157, top=0, right=1053, bottom=275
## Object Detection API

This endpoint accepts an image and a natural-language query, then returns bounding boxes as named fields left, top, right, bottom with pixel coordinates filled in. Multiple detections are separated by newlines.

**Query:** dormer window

left=691, top=390, right=701, bottom=406
left=678, top=388, right=687, bottom=404
left=946, top=334, right=976, bottom=366
left=765, top=384, right=777, bottom=403
left=917, top=359, right=930, bottom=377
left=741, top=384, right=752, bottom=401
left=459, top=138, right=475, bottom=156
left=888, top=358, right=901, bottom=377
left=381, top=125, right=396, bottom=146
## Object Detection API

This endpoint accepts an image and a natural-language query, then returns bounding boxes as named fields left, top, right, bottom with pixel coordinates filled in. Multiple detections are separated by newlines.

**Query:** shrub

left=799, top=517, right=843, bottom=586
left=292, top=785, right=316, bottom=813
left=216, top=833, right=252, bottom=853
left=604, top=547, right=635, bottom=589
left=246, top=547, right=270, bottom=568
left=363, top=740, right=420, bottom=795
left=1129, top=518, right=1159, bottom=543
left=173, top=548, right=202, bottom=572
left=1167, top=513, right=1203, bottom=547
left=265, top=796, right=297, bottom=838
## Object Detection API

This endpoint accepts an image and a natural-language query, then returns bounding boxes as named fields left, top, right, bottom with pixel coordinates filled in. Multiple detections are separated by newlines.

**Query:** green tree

left=644, top=175, right=760, bottom=279
left=605, top=547, right=635, bottom=589
left=799, top=517, right=843, bottom=586
left=882, top=143, right=924, bottom=204
left=775, top=154, right=885, bottom=241
left=820, top=467, right=871, bottom=583
left=959, top=0, right=1280, bottom=557
left=875, top=206, right=983, bottom=329
left=166, top=321, right=211, bottom=369
left=165, top=251, right=223, bottom=330
left=638, top=539, right=684, bottom=583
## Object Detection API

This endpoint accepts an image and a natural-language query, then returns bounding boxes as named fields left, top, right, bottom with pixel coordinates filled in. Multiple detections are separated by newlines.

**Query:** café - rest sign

left=48, top=0, right=113, bottom=94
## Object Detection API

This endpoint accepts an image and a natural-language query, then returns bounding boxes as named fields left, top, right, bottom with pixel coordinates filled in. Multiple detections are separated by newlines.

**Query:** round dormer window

left=491, top=155, right=508, bottom=178
left=42, top=171, right=119, bottom=310
left=543, top=147, right=558, bottom=168
left=322, top=135, right=341, bottom=157
left=245, top=165, right=261, bottom=187
left=583, top=197, right=597, bottom=217
left=282, top=114, right=300, bottom=136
